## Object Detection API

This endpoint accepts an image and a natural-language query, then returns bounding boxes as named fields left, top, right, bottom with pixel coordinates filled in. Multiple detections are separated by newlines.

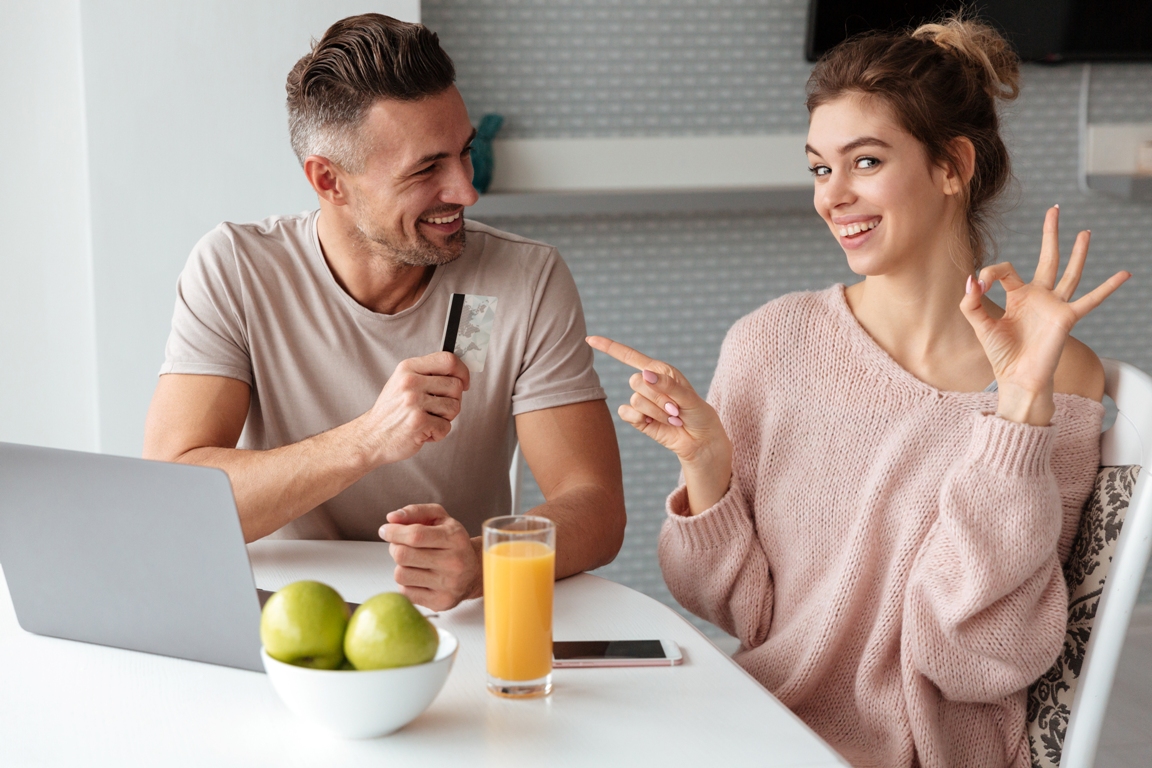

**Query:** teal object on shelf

left=471, top=114, right=504, bottom=194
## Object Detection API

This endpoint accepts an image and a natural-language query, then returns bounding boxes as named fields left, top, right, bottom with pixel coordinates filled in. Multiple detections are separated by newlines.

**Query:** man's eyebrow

left=806, top=136, right=892, bottom=158
left=408, top=128, right=479, bottom=171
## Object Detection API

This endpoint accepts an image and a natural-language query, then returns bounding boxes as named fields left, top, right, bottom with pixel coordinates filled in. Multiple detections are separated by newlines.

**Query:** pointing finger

left=587, top=336, right=672, bottom=375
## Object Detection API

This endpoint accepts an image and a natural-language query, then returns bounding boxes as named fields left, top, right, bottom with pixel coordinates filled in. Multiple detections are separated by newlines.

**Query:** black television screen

left=806, top=0, right=1152, bottom=62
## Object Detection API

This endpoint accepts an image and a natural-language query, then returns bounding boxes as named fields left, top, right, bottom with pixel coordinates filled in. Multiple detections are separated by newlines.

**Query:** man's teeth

left=838, top=220, right=879, bottom=237
left=422, top=211, right=461, bottom=225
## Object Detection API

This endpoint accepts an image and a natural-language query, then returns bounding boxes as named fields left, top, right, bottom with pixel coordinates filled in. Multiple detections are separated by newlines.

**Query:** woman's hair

left=805, top=14, right=1020, bottom=271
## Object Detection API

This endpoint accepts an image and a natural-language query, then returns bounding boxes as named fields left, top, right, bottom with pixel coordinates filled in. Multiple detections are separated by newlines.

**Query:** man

left=142, top=14, right=625, bottom=612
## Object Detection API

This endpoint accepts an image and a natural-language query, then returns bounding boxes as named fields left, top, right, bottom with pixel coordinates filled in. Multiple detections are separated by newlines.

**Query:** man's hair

left=286, top=14, right=456, bottom=172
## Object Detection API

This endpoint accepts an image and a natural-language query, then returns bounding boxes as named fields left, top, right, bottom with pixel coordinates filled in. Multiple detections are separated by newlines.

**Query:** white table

left=0, top=541, right=847, bottom=767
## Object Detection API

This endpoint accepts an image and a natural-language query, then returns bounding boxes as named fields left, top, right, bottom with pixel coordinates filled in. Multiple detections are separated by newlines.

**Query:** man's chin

left=379, top=229, right=466, bottom=268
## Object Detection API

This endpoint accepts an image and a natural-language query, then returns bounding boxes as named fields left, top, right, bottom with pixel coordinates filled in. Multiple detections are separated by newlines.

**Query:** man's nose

left=443, top=157, right=480, bottom=208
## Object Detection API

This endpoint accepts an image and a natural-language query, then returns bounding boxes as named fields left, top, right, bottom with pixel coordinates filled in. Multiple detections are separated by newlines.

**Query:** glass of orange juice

left=483, top=515, right=555, bottom=698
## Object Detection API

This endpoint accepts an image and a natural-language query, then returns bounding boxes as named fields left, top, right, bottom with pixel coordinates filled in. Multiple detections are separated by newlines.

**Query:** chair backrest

left=509, top=443, right=522, bottom=515
left=1062, top=358, right=1152, bottom=767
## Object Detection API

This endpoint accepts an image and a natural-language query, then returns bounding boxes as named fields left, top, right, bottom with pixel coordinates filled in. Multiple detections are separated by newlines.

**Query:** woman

left=588, top=16, right=1130, bottom=768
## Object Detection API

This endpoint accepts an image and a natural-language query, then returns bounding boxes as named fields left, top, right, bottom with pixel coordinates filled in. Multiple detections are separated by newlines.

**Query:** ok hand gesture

left=586, top=336, right=732, bottom=515
left=961, top=206, right=1130, bottom=426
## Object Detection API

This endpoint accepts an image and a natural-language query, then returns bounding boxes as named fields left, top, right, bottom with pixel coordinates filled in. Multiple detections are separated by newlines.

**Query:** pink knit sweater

left=659, top=286, right=1103, bottom=768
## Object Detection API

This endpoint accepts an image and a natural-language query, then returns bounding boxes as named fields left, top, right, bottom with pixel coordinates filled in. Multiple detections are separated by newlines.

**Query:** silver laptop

left=0, top=442, right=265, bottom=672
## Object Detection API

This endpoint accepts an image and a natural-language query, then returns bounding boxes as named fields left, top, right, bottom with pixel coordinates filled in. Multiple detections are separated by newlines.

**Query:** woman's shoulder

left=1054, top=336, right=1105, bottom=402
left=724, top=286, right=845, bottom=351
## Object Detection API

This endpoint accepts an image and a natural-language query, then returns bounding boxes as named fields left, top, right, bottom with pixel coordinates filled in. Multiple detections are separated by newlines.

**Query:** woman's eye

left=856, top=156, right=880, bottom=170
left=808, top=164, right=831, bottom=177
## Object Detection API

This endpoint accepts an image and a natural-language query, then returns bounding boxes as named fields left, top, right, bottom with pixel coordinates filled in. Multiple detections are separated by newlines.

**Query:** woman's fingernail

left=668, top=416, right=684, bottom=427
left=966, top=275, right=973, bottom=294
left=643, top=370, right=657, bottom=384
left=1054, top=203, right=1060, bottom=209
left=664, top=402, right=680, bottom=417
left=979, top=279, right=987, bottom=292
left=644, top=416, right=653, bottom=424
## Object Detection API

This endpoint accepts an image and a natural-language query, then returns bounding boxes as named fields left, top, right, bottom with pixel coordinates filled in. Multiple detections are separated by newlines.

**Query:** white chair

left=1062, top=359, right=1152, bottom=767
left=509, top=443, right=522, bottom=515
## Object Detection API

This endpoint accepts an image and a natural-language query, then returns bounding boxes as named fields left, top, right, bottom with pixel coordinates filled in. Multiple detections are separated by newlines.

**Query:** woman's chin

left=842, top=250, right=887, bottom=277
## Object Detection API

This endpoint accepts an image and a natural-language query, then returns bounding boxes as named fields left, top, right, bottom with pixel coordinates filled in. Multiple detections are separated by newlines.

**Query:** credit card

left=442, top=293, right=498, bottom=373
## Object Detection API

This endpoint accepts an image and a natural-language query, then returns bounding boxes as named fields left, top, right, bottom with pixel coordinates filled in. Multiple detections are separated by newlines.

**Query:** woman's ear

left=940, top=137, right=976, bottom=197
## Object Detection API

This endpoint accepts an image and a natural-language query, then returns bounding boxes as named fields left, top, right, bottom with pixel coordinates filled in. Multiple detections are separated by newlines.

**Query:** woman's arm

left=587, top=333, right=775, bottom=646
left=658, top=478, right=774, bottom=647
left=908, top=205, right=1125, bottom=701
left=903, top=414, right=1071, bottom=701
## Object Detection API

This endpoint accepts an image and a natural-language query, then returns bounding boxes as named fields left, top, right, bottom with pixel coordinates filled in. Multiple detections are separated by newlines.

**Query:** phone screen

left=552, top=640, right=667, bottom=660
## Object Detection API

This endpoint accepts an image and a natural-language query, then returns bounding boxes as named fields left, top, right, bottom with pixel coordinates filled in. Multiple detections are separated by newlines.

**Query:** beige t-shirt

left=160, top=211, right=605, bottom=539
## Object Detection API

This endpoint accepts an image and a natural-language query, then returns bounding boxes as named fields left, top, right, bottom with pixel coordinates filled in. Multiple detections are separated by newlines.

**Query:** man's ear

left=940, top=136, right=976, bottom=197
left=303, top=155, right=348, bottom=206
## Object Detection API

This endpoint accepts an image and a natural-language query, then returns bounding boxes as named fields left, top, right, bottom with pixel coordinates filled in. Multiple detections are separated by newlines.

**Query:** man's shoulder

left=464, top=219, right=558, bottom=261
left=192, top=210, right=315, bottom=267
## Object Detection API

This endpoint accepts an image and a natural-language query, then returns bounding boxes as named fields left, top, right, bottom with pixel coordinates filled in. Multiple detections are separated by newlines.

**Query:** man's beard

left=356, top=218, right=467, bottom=268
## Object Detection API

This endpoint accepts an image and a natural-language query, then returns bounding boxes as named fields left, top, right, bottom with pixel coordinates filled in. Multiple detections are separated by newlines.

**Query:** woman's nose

left=818, top=170, right=854, bottom=210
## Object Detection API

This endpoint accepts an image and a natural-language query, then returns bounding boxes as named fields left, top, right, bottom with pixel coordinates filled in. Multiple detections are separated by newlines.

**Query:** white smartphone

left=552, top=639, right=683, bottom=668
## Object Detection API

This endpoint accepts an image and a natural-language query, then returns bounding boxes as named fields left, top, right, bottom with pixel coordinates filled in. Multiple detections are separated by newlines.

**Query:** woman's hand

left=961, top=206, right=1130, bottom=426
left=586, top=336, right=733, bottom=515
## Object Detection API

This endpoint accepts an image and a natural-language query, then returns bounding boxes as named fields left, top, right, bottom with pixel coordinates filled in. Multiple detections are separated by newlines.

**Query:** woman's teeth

left=838, top=220, right=879, bottom=237
left=422, top=211, right=461, bottom=225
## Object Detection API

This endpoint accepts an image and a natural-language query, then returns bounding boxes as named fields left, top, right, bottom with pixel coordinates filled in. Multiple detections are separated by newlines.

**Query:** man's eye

left=856, top=157, right=880, bottom=169
left=808, top=164, right=831, bottom=177
left=462, top=145, right=473, bottom=157
left=414, top=164, right=436, bottom=176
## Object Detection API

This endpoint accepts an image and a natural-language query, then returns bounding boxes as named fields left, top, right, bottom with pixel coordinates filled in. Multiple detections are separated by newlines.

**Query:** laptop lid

left=0, top=443, right=263, bottom=672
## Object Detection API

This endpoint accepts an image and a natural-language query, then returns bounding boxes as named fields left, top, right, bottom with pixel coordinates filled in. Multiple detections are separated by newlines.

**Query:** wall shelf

left=469, top=134, right=814, bottom=218
left=1084, top=123, right=1152, bottom=202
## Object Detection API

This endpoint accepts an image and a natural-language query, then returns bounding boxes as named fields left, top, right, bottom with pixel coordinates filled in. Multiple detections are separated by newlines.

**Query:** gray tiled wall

left=423, top=0, right=1152, bottom=633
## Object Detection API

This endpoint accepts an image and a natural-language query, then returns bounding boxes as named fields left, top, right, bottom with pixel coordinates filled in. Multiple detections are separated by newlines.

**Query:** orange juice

left=483, top=539, right=555, bottom=682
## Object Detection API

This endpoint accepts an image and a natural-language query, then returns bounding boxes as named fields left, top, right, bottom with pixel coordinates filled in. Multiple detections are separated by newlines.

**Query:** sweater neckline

left=825, top=283, right=1101, bottom=411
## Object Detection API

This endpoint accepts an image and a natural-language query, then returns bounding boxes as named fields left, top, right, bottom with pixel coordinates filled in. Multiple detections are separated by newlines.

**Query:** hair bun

left=912, top=15, right=1020, bottom=102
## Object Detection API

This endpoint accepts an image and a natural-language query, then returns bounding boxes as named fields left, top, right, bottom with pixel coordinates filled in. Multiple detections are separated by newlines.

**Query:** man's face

left=339, top=87, right=479, bottom=267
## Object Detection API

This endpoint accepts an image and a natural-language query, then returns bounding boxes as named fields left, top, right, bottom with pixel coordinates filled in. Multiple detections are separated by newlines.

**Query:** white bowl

left=262, top=627, right=457, bottom=739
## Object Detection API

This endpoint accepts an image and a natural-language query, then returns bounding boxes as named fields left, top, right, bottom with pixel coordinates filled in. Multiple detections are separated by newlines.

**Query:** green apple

left=260, top=580, right=350, bottom=669
left=344, top=592, right=439, bottom=670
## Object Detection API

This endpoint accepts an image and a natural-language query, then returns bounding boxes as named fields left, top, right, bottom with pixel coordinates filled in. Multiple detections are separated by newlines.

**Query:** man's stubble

left=355, top=217, right=467, bottom=269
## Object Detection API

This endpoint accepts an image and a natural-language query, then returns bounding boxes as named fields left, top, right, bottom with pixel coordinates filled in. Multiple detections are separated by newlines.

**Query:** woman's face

left=806, top=92, right=961, bottom=278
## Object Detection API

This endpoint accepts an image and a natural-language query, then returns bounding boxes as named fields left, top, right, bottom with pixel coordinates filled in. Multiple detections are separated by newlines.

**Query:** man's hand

left=359, top=352, right=471, bottom=465
left=379, top=504, right=481, bottom=612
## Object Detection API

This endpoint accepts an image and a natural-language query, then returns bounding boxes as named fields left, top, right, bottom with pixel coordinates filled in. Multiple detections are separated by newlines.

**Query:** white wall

left=78, top=0, right=419, bottom=456
left=0, top=0, right=100, bottom=452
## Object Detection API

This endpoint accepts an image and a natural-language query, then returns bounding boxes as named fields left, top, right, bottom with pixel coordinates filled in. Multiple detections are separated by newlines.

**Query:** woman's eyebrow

left=805, top=136, right=892, bottom=158
left=838, top=136, right=892, bottom=154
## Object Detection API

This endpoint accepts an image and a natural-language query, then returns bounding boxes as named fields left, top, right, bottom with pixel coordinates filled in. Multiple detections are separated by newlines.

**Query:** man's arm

left=516, top=399, right=626, bottom=579
left=142, top=352, right=469, bottom=543
left=380, top=398, right=626, bottom=611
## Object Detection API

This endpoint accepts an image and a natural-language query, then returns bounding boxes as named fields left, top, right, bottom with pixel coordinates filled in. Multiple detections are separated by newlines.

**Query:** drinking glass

left=482, top=515, right=555, bottom=697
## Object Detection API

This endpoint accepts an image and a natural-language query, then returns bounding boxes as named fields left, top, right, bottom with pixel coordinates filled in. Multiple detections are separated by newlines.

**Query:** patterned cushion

left=1028, top=465, right=1141, bottom=768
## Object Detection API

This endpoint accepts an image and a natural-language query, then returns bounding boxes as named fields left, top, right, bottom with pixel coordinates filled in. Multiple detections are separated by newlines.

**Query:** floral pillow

left=1028, top=464, right=1141, bottom=768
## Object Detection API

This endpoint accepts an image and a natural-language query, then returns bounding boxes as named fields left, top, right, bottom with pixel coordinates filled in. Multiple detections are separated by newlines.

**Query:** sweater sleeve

left=656, top=318, right=774, bottom=648
left=658, top=478, right=773, bottom=648
left=903, top=412, right=1069, bottom=703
